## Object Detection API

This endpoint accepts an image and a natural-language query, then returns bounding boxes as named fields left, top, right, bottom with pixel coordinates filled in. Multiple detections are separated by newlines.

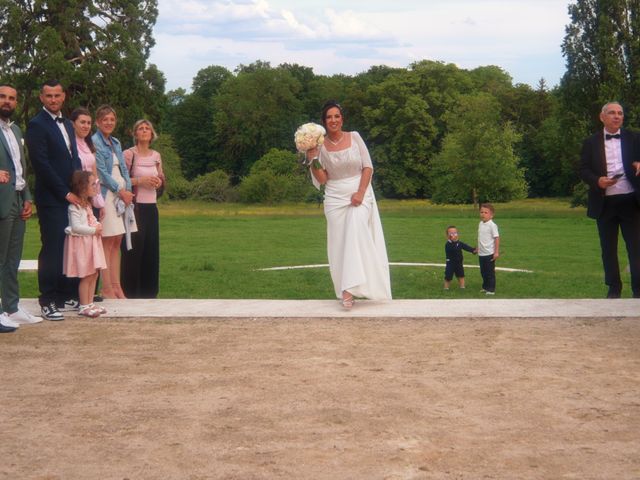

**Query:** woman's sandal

left=100, top=288, right=117, bottom=299
left=78, top=305, right=101, bottom=318
left=112, top=284, right=127, bottom=299
left=342, top=294, right=354, bottom=310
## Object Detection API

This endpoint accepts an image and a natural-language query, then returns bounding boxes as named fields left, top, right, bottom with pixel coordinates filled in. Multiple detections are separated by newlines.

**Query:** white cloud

left=150, top=0, right=570, bottom=90
left=159, top=0, right=270, bottom=24
left=324, top=8, right=382, bottom=39
left=280, top=9, right=317, bottom=39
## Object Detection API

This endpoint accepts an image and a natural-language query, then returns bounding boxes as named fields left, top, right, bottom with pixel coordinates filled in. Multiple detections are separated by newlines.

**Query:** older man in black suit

left=26, top=80, right=82, bottom=320
left=579, top=101, right=640, bottom=298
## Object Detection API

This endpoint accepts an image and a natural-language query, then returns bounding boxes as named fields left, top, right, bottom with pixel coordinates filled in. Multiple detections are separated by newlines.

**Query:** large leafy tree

left=363, top=73, right=436, bottom=198
left=0, top=0, right=164, bottom=135
left=562, top=0, right=640, bottom=128
left=360, top=61, right=474, bottom=198
left=430, top=93, right=527, bottom=205
left=167, top=65, right=232, bottom=178
left=212, top=62, right=304, bottom=180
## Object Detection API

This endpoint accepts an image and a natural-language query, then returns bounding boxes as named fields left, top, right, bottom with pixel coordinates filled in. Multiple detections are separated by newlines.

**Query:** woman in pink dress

left=71, top=107, right=105, bottom=301
left=63, top=171, right=107, bottom=318
left=121, top=119, right=164, bottom=298
left=72, top=108, right=105, bottom=210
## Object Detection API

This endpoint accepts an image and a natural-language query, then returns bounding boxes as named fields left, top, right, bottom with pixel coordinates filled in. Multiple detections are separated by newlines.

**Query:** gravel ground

left=2, top=316, right=639, bottom=480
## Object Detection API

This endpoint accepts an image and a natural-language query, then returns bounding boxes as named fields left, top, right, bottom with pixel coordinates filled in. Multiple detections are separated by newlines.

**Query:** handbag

left=157, top=173, right=165, bottom=198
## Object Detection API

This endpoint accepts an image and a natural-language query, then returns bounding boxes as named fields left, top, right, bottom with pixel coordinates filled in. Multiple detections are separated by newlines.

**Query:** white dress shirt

left=0, top=118, right=26, bottom=191
left=603, top=129, right=634, bottom=196
left=44, top=107, right=71, bottom=154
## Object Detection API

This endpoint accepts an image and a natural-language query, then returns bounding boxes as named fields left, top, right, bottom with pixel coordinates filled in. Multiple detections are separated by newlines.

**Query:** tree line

left=2, top=0, right=639, bottom=204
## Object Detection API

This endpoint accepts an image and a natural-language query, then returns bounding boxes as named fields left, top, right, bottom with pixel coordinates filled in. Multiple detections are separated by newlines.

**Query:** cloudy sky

left=149, top=0, right=571, bottom=92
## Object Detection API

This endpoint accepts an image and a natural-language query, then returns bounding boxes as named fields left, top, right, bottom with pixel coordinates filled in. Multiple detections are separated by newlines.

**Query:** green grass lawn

left=19, top=198, right=624, bottom=299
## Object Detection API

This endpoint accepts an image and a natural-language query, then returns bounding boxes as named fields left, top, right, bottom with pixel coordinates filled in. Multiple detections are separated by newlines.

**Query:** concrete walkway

left=18, top=298, right=640, bottom=319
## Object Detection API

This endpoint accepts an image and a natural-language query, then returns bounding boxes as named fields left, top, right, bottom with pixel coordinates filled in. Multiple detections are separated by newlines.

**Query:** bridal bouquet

left=294, top=122, right=325, bottom=167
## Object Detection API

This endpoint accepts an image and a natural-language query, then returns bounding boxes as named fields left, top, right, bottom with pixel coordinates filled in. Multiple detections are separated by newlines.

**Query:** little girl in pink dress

left=63, top=171, right=108, bottom=318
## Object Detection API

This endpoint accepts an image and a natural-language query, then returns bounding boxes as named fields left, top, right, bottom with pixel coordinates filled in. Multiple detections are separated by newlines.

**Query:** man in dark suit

left=579, top=101, right=640, bottom=298
left=25, top=80, right=81, bottom=320
left=0, top=85, right=42, bottom=331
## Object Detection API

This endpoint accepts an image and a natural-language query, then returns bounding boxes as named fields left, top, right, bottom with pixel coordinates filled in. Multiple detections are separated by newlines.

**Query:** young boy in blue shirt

left=444, top=225, right=476, bottom=290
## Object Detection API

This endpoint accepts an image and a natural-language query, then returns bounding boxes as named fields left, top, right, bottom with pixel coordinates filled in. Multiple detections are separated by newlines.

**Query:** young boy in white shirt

left=477, top=203, right=500, bottom=295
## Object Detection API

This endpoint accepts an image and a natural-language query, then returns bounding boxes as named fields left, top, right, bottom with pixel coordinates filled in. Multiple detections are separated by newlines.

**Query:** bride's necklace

left=326, top=133, right=344, bottom=146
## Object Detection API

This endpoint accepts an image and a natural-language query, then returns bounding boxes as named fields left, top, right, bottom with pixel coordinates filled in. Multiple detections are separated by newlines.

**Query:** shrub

left=570, top=181, right=588, bottom=208
left=238, top=148, right=317, bottom=203
left=191, top=170, right=237, bottom=202
left=165, top=176, right=192, bottom=200
left=154, top=134, right=191, bottom=200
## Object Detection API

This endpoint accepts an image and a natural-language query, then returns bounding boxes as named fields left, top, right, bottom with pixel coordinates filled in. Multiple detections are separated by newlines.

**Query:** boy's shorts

left=444, top=261, right=465, bottom=281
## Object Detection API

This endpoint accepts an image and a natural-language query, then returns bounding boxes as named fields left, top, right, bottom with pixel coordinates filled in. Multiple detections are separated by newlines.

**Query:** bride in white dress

left=307, top=101, right=392, bottom=308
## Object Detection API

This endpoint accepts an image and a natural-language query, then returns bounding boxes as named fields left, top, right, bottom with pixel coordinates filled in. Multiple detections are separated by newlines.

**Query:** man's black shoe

left=0, top=323, right=17, bottom=333
left=56, top=299, right=80, bottom=311
left=93, top=295, right=104, bottom=303
left=41, top=303, right=65, bottom=321
left=607, top=290, right=622, bottom=299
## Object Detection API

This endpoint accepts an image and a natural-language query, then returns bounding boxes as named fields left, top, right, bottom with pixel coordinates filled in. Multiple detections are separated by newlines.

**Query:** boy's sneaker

left=57, top=299, right=80, bottom=311
left=41, top=303, right=64, bottom=321
left=485, top=291, right=495, bottom=295
left=480, top=289, right=487, bottom=293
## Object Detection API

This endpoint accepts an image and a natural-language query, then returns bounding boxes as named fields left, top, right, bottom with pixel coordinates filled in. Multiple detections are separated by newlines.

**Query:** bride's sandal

left=342, top=294, right=354, bottom=310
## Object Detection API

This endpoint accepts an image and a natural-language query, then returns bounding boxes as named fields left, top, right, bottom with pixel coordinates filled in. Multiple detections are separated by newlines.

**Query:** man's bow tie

left=55, top=117, right=66, bottom=123
left=606, top=133, right=621, bottom=140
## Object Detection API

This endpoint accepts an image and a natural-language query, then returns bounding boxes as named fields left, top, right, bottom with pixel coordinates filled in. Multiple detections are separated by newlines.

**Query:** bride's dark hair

left=321, top=100, right=344, bottom=128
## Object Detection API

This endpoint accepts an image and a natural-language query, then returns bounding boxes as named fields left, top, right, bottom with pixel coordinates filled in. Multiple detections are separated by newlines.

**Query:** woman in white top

left=307, top=101, right=392, bottom=308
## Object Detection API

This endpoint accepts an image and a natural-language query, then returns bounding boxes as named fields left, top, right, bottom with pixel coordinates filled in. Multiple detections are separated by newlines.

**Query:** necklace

left=326, top=133, right=344, bottom=146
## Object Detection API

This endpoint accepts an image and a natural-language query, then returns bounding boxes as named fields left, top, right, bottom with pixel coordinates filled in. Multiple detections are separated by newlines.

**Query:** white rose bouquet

left=294, top=122, right=325, bottom=168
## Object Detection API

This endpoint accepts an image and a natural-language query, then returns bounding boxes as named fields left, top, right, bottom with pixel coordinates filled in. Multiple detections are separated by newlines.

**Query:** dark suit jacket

left=0, top=122, right=32, bottom=218
left=25, top=109, right=81, bottom=208
left=579, top=129, right=640, bottom=219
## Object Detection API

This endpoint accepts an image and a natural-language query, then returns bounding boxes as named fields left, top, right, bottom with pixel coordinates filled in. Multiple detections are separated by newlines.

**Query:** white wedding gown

left=315, top=132, right=392, bottom=300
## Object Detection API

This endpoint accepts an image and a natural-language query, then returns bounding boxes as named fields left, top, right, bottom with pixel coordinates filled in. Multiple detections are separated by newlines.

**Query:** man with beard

left=0, top=84, right=41, bottom=332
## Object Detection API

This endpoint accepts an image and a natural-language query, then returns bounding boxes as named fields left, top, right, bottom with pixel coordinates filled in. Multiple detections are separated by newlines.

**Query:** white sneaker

left=0, top=312, right=20, bottom=328
left=8, top=308, right=43, bottom=324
